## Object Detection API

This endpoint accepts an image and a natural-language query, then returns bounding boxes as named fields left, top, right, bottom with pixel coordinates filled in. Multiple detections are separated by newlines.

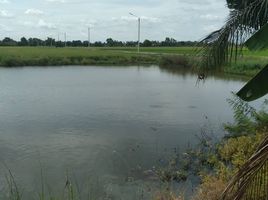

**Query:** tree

left=19, top=37, right=28, bottom=46
left=1, top=37, right=17, bottom=46
left=28, top=38, right=43, bottom=46
left=161, top=37, right=177, bottom=46
left=201, top=0, right=268, bottom=101
left=106, top=38, right=114, bottom=47
left=143, top=39, right=152, bottom=47
left=201, top=1, right=268, bottom=199
left=45, top=37, right=55, bottom=47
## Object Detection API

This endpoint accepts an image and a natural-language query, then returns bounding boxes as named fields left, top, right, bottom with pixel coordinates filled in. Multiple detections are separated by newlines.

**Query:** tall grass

left=0, top=47, right=266, bottom=78
left=1, top=168, right=87, bottom=200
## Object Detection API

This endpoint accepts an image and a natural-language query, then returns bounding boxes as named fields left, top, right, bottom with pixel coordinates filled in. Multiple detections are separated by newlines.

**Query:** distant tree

left=106, top=38, right=114, bottom=47
left=126, top=41, right=136, bottom=47
left=82, top=41, right=89, bottom=47
left=105, top=38, right=124, bottom=47
left=162, top=37, right=177, bottom=46
left=143, top=39, right=152, bottom=47
left=93, top=41, right=104, bottom=47
left=0, top=36, right=198, bottom=47
left=1, top=37, right=17, bottom=46
left=70, top=40, right=82, bottom=47
left=45, top=37, right=55, bottom=47
left=28, top=38, right=43, bottom=46
left=18, top=37, right=28, bottom=46
left=66, top=41, right=72, bottom=47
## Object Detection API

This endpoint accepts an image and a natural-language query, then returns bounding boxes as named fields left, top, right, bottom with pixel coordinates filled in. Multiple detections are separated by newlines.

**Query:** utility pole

left=88, top=27, right=91, bottom=47
left=138, top=17, right=140, bottom=53
left=129, top=12, right=141, bottom=53
left=64, top=32, right=67, bottom=47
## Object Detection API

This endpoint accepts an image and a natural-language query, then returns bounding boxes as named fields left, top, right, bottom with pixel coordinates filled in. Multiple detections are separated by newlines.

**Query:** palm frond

left=245, top=23, right=268, bottom=51
left=221, top=134, right=268, bottom=200
left=237, top=64, right=268, bottom=101
left=199, top=0, right=268, bottom=69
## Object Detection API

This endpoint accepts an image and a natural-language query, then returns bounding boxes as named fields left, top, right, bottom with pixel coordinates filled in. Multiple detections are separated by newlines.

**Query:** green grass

left=99, top=46, right=197, bottom=55
left=0, top=46, right=267, bottom=77
left=0, top=47, right=160, bottom=67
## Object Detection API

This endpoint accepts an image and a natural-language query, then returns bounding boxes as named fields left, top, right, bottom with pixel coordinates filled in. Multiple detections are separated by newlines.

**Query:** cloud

left=0, top=24, right=12, bottom=31
left=114, top=16, right=160, bottom=23
left=0, top=10, right=13, bottom=18
left=81, top=19, right=98, bottom=28
left=45, top=0, right=65, bottom=3
left=37, top=19, right=56, bottom=29
left=140, top=16, right=161, bottom=23
left=0, top=0, right=10, bottom=4
left=0, top=0, right=229, bottom=41
left=200, top=14, right=222, bottom=21
left=21, top=21, right=35, bottom=26
left=25, top=9, right=44, bottom=15
left=119, top=16, right=136, bottom=22
left=202, top=24, right=221, bottom=32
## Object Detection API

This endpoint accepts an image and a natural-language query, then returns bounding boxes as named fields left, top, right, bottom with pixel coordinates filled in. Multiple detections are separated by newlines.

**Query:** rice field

left=0, top=46, right=267, bottom=77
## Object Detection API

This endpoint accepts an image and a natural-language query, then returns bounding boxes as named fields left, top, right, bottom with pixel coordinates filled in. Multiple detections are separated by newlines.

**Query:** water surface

left=0, top=66, right=253, bottom=199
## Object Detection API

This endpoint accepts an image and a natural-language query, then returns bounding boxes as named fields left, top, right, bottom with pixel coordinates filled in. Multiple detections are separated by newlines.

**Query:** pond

left=0, top=66, right=253, bottom=199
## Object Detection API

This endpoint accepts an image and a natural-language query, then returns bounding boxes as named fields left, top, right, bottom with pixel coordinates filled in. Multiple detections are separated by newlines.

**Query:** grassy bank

left=0, top=47, right=160, bottom=66
left=0, top=47, right=267, bottom=77
left=224, top=55, right=268, bottom=76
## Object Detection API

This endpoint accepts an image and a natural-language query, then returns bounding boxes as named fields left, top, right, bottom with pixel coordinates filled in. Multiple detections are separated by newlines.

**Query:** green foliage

left=5, top=169, right=22, bottom=200
left=226, top=0, right=255, bottom=10
left=245, top=23, right=268, bottom=51
left=0, top=47, right=163, bottom=67
left=201, top=0, right=268, bottom=68
left=159, top=55, right=190, bottom=67
left=162, top=97, right=268, bottom=199
left=0, top=46, right=266, bottom=79
left=191, top=175, right=227, bottom=200
left=1, top=169, right=86, bottom=200
left=224, top=95, right=268, bottom=136
left=224, top=96, right=257, bottom=136
left=224, top=58, right=267, bottom=77
left=200, top=0, right=268, bottom=101
left=199, top=97, right=268, bottom=200
left=218, top=133, right=265, bottom=169
left=237, top=64, right=268, bottom=101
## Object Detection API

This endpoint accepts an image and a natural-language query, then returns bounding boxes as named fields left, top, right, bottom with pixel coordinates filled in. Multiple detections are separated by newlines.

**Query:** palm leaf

left=227, top=0, right=256, bottom=10
left=200, top=1, right=268, bottom=199
left=199, top=0, right=268, bottom=69
left=245, top=23, right=268, bottom=51
left=237, top=64, right=268, bottom=101
left=221, top=135, right=268, bottom=200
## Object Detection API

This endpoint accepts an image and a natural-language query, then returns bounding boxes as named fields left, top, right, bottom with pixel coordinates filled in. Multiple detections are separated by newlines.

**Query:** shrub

left=191, top=176, right=227, bottom=200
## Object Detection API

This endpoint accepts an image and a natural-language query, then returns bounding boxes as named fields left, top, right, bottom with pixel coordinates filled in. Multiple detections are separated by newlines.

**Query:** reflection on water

left=159, top=65, right=250, bottom=82
left=0, top=66, right=248, bottom=199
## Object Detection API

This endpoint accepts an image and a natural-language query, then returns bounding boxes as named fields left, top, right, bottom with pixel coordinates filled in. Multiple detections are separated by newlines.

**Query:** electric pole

left=138, top=18, right=140, bottom=53
left=64, top=32, right=67, bottom=47
left=88, top=27, right=91, bottom=47
left=129, top=12, right=141, bottom=53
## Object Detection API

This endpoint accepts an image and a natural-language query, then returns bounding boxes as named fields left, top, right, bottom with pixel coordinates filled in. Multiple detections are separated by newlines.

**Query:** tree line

left=0, top=37, right=198, bottom=47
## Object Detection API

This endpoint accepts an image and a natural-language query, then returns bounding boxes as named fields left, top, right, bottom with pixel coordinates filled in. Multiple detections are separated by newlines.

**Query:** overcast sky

left=0, top=0, right=229, bottom=42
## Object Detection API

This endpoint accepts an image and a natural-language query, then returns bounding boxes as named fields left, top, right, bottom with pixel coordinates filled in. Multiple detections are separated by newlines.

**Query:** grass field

left=0, top=46, right=196, bottom=59
left=0, top=46, right=267, bottom=76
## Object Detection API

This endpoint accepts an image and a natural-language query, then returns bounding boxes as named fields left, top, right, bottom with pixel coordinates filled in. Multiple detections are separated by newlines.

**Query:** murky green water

left=0, top=66, right=253, bottom=199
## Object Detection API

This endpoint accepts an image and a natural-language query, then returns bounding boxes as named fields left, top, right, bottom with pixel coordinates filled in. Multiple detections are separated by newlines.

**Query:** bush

left=191, top=176, right=227, bottom=200
left=159, top=55, right=190, bottom=67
